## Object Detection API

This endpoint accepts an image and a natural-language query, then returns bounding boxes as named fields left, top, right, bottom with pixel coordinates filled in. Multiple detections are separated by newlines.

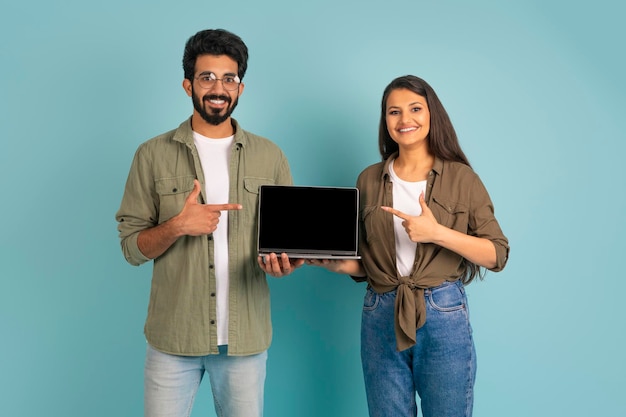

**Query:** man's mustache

left=203, top=94, right=231, bottom=104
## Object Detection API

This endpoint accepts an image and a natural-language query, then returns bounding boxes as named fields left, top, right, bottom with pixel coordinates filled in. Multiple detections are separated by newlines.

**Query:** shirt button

left=209, top=265, right=214, bottom=269
left=210, top=292, right=216, bottom=297
left=210, top=320, right=215, bottom=325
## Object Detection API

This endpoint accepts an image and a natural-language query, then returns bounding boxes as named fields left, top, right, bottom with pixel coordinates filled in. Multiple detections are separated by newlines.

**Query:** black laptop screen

left=257, top=185, right=359, bottom=256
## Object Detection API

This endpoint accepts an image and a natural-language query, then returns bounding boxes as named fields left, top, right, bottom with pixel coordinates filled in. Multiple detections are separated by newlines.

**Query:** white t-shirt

left=389, top=160, right=428, bottom=277
left=193, top=132, right=234, bottom=346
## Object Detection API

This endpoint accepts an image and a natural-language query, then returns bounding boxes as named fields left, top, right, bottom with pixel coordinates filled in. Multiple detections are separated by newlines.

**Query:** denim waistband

left=369, top=279, right=461, bottom=295
left=423, top=279, right=461, bottom=295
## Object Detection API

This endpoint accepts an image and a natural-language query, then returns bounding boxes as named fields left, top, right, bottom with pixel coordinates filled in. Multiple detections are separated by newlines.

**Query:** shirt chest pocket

left=362, top=205, right=387, bottom=244
left=155, top=176, right=196, bottom=223
left=243, top=177, right=275, bottom=225
left=431, top=197, right=469, bottom=233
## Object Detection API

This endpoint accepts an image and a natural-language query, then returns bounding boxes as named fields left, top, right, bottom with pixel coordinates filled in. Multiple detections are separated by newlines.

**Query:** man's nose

left=209, top=79, right=227, bottom=92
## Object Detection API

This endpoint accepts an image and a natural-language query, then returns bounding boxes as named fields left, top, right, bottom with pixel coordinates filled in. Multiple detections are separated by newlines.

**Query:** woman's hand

left=382, top=192, right=497, bottom=268
left=305, top=258, right=365, bottom=276
left=381, top=192, right=439, bottom=243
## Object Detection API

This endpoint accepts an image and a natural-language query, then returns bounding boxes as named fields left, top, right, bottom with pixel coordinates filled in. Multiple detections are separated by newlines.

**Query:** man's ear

left=182, top=79, right=192, bottom=97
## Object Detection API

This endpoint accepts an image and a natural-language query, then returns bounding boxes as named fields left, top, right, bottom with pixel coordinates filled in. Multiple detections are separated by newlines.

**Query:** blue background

left=1, top=0, right=624, bottom=416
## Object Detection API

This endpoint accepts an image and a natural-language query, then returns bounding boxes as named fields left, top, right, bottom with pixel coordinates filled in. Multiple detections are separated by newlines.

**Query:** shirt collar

left=381, top=152, right=397, bottom=180
left=432, top=156, right=443, bottom=175
left=381, top=152, right=444, bottom=179
left=174, top=117, right=247, bottom=147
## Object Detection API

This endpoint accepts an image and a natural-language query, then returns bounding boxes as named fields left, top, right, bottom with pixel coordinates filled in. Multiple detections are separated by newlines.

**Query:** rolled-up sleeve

left=469, top=174, right=510, bottom=272
left=115, top=145, right=156, bottom=266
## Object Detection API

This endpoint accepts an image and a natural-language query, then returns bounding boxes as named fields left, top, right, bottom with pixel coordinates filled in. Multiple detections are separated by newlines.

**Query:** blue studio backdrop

left=1, top=1, right=625, bottom=416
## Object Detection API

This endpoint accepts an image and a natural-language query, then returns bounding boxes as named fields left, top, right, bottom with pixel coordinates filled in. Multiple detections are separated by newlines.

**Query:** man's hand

left=257, top=253, right=305, bottom=278
left=178, top=179, right=242, bottom=236
left=137, top=179, right=241, bottom=259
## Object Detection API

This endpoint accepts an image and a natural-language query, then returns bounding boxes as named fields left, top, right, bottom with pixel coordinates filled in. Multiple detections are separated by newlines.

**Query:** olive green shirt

left=116, top=118, right=292, bottom=356
left=356, top=155, right=510, bottom=351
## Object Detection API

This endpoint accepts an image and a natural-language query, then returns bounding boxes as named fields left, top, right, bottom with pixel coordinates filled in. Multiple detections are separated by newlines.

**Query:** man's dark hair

left=182, top=29, right=249, bottom=81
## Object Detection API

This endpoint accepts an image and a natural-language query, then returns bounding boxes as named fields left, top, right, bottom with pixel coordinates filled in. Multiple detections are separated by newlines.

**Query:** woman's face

left=385, top=88, right=430, bottom=149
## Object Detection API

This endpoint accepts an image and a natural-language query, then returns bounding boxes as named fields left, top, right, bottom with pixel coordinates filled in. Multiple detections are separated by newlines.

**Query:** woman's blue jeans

left=144, top=344, right=267, bottom=417
left=361, top=280, right=476, bottom=417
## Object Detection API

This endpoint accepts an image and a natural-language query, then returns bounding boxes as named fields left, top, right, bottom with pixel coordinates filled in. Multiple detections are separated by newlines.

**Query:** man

left=116, top=29, right=304, bottom=417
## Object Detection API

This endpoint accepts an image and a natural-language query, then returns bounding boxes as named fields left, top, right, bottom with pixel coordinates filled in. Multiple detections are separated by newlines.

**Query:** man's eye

left=200, top=76, right=213, bottom=82
left=224, top=77, right=236, bottom=83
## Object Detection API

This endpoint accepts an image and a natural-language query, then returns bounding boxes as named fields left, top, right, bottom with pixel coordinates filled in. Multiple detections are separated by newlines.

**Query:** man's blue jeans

left=144, top=344, right=267, bottom=417
left=361, top=280, right=476, bottom=417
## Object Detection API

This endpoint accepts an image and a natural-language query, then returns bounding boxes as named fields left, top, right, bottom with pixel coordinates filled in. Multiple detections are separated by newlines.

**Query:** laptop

left=257, top=185, right=361, bottom=259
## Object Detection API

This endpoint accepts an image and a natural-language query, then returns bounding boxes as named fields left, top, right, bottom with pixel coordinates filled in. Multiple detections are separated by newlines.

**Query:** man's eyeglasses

left=194, top=72, right=241, bottom=91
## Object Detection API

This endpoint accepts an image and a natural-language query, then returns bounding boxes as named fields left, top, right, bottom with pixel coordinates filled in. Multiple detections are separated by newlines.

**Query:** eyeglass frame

left=193, top=71, right=242, bottom=91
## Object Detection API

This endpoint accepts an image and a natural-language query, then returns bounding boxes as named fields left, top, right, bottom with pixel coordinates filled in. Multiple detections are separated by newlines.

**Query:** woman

left=307, top=75, right=510, bottom=417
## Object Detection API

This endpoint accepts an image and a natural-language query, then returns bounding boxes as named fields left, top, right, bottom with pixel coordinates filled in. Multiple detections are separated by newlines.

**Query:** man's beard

left=192, top=88, right=239, bottom=126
